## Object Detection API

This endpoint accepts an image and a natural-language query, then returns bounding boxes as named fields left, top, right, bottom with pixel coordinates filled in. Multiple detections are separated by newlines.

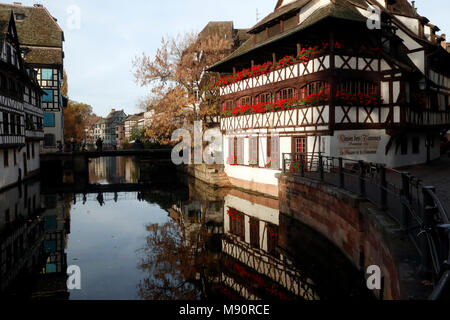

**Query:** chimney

left=111, top=109, right=116, bottom=113
left=13, top=2, right=22, bottom=6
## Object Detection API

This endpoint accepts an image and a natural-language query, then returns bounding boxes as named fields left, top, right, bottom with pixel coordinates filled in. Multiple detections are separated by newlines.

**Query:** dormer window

left=15, top=13, right=25, bottom=21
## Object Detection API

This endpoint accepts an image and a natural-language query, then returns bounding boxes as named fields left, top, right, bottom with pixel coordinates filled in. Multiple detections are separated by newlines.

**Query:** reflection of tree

left=138, top=221, right=198, bottom=300
left=137, top=206, right=219, bottom=300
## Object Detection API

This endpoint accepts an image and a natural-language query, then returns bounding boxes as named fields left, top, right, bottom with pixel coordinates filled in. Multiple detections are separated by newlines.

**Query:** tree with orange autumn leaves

left=61, top=70, right=97, bottom=142
left=132, top=31, right=234, bottom=144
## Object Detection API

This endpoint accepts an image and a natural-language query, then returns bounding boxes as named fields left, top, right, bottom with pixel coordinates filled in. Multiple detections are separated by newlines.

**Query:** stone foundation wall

left=181, top=164, right=231, bottom=188
left=278, top=174, right=430, bottom=300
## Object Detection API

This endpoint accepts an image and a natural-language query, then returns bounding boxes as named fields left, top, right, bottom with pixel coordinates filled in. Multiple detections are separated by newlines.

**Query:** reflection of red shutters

left=250, top=217, right=260, bottom=249
left=229, top=210, right=245, bottom=241
left=267, top=223, right=279, bottom=257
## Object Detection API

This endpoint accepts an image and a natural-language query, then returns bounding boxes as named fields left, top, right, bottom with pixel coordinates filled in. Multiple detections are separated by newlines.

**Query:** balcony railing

left=406, top=108, right=450, bottom=127
left=282, top=152, right=450, bottom=300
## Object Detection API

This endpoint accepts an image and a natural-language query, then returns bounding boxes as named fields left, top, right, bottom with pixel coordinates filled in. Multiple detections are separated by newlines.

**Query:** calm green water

left=0, top=156, right=372, bottom=300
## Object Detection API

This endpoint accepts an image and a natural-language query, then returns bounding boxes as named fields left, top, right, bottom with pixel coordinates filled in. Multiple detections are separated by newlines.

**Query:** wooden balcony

left=221, top=104, right=450, bottom=133
left=0, top=134, right=25, bottom=146
left=405, top=108, right=450, bottom=128
left=25, top=129, right=44, bottom=140
left=220, top=105, right=330, bottom=133
left=219, top=54, right=331, bottom=96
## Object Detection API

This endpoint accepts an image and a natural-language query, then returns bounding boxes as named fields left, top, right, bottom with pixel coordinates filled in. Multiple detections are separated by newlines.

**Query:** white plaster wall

left=395, top=15, right=419, bottom=35
left=408, top=51, right=426, bottom=74
left=299, top=0, right=331, bottom=23
left=42, top=110, right=64, bottom=152
left=0, top=144, right=41, bottom=190
left=224, top=194, right=279, bottom=233
left=381, top=81, right=390, bottom=103
left=397, top=29, right=421, bottom=51
left=225, top=165, right=281, bottom=187
left=330, top=130, right=441, bottom=168
left=424, top=26, right=432, bottom=41
left=0, top=149, right=19, bottom=189
left=26, top=141, right=41, bottom=173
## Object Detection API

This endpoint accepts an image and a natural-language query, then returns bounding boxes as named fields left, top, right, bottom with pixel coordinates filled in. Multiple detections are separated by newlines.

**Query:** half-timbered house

left=0, top=10, right=43, bottom=190
left=209, top=0, right=450, bottom=196
left=0, top=3, right=66, bottom=153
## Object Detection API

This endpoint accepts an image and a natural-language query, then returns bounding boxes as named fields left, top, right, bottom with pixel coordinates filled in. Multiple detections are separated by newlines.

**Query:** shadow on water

left=0, top=156, right=374, bottom=300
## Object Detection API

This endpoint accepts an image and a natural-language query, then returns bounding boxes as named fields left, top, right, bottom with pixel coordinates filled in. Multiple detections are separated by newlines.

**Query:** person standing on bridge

left=96, top=138, right=103, bottom=152
left=57, top=141, right=63, bottom=153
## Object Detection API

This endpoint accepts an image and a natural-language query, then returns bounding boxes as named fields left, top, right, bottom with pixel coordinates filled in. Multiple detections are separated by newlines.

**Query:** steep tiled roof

left=199, top=21, right=234, bottom=40
left=0, top=3, right=63, bottom=47
left=210, top=0, right=367, bottom=72
left=0, top=10, right=13, bottom=48
left=22, top=46, right=63, bottom=65
left=0, top=4, right=63, bottom=66
left=250, top=0, right=310, bottom=33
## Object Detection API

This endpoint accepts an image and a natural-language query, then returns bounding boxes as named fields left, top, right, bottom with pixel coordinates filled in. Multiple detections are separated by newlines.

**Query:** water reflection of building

left=89, top=157, right=129, bottom=184
left=0, top=180, right=45, bottom=295
left=31, top=194, right=70, bottom=299
left=0, top=180, right=70, bottom=299
left=219, top=189, right=320, bottom=300
left=167, top=177, right=321, bottom=300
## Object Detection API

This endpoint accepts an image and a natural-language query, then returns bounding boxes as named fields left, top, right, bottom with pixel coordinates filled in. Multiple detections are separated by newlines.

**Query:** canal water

left=0, top=156, right=373, bottom=300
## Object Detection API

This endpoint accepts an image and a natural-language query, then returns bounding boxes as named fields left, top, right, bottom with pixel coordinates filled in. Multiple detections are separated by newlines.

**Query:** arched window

left=237, top=96, right=252, bottom=107
left=337, top=80, right=377, bottom=95
left=222, top=100, right=234, bottom=111
left=276, top=88, right=297, bottom=101
left=301, top=81, right=330, bottom=99
left=257, top=92, right=273, bottom=104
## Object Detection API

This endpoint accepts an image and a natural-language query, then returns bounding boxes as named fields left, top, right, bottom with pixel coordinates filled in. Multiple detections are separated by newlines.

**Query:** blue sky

left=11, top=0, right=450, bottom=117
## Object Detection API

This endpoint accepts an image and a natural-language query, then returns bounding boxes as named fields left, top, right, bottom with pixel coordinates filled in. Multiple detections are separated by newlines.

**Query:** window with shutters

left=3, top=112, right=9, bottom=134
left=248, top=136, right=258, bottom=166
left=236, top=137, right=244, bottom=165
left=293, top=137, right=307, bottom=163
left=44, top=134, right=56, bottom=147
left=229, top=209, right=245, bottom=241
left=3, top=149, right=8, bottom=168
left=267, top=223, right=279, bottom=258
left=10, top=114, right=15, bottom=135
left=268, top=135, right=280, bottom=170
left=227, top=137, right=236, bottom=165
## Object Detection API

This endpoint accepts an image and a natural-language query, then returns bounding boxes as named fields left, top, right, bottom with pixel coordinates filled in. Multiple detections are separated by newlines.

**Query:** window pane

left=44, top=134, right=56, bottom=147
left=43, top=113, right=55, bottom=127
left=42, top=69, right=53, bottom=80
left=43, top=89, right=53, bottom=102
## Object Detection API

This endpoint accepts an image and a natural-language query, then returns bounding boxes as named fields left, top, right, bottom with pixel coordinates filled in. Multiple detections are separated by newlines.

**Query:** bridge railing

left=282, top=152, right=450, bottom=300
